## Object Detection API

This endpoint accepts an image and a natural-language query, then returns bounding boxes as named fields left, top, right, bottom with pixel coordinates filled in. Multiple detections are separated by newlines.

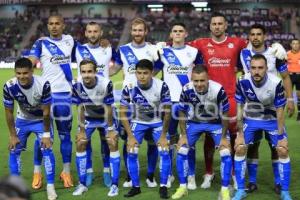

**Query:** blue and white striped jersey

left=3, top=75, right=51, bottom=121
left=235, top=73, right=286, bottom=120
left=120, top=77, right=171, bottom=124
left=160, top=45, right=203, bottom=102
left=29, top=34, right=75, bottom=93
left=72, top=75, right=114, bottom=119
left=179, top=80, right=229, bottom=123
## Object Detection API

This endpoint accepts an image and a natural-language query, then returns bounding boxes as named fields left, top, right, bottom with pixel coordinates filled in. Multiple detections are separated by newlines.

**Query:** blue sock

left=247, top=159, right=258, bottom=184
left=220, top=149, right=232, bottom=187
left=76, top=151, right=87, bottom=186
left=279, top=157, right=291, bottom=191
left=127, top=149, right=139, bottom=187
left=160, top=150, right=171, bottom=185
left=34, top=139, right=43, bottom=166
left=169, top=145, right=174, bottom=176
left=59, top=134, right=72, bottom=163
left=147, top=143, right=158, bottom=177
left=272, top=160, right=280, bottom=185
left=86, top=141, right=93, bottom=172
left=176, top=146, right=189, bottom=185
left=188, top=146, right=196, bottom=176
left=234, top=155, right=246, bottom=190
left=9, top=150, right=21, bottom=175
left=101, top=139, right=110, bottom=170
left=42, top=149, right=56, bottom=184
left=110, top=151, right=120, bottom=186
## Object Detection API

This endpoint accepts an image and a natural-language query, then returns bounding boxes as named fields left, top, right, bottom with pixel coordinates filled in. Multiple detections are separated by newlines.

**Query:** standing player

left=120, top=59, right=171, bottom=198
left=240, top=24, right=294, bottom=193
left=75, top=21, right=119, bottom=187
left=110, top=17, right=161, bottom=188
left=188, top=12, right=247, bottom=189
left=233, top=54, right=292, bottom=200
left=171, top=65, right=232, bottom=200
left=3, top=58, right=57, bottom=200
left=29, top=15, right=74, bottom=188
left=287, top=38, right=300, bottom=121
left=158, top=22, right=202, bottom=188
left=72, top=60, right=120, bottom=196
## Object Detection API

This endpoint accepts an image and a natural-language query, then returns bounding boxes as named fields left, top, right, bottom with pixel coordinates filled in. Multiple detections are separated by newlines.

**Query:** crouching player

left=233, top=54, right=292, bottom=200
left=120, top=59, right=172, bottom=198
left=172, top=64, right=232, bottom=200
left=3, top=58, right=57, bottom=200
left=72, top=59, right=120, bottom=197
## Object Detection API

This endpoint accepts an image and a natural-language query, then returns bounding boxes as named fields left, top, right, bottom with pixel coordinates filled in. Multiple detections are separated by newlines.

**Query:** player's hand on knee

left=41, top=137, right=52, bottom=149
left=176, top=135, right=188, bottom=150
left=106, top=130, right=118, bottom=146
left=219, top=137, right=230, bottom=150
left=234, top=134, right=245, bottom=151
left=8, top=135, right=20, bottom=150
left=76, top=131, right=88, bottom=146
left=276, top=138, right=289, bottom=156
left=127, top=136, right=138, bottom=153
left=157, top=135, right=169, bottom=152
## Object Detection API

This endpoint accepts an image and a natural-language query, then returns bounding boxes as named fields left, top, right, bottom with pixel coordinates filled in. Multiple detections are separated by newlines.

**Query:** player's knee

left=76, top=140, right=87, bottom=152
left=277, top=146, right=289, bottom=158
left=178, top=146, right=189, bottom=155
left=107, top=139, right=118, bottom=152
left=235, top=144, right=247, bottom=156
left=219, top=148, right=231, bottom=157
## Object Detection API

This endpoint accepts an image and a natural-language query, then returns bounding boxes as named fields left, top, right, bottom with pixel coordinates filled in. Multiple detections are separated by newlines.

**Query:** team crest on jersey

left=208, top=49, right=215, bottom=55
left=33, top=92, right=41, bottom=105
left=165, top=52, right=176, bottom=63
left=186, top=52, right=192, bottom=58
left=65, top=41, right=71, bottom=46
left=228, top=43, right=234, bottom=49
left=96, top=90, right=104, bottom=96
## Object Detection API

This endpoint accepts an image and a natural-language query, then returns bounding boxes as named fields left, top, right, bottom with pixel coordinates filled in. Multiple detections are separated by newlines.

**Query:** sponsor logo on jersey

left=167, top=64, right=189, bottom=74
left=228, top=43, right=234, bottom=48
left=208, top=57, right=231, bottom=67
left=50, top=55, right=71, bottom=65
left=97, top=64, right=106, bottom=72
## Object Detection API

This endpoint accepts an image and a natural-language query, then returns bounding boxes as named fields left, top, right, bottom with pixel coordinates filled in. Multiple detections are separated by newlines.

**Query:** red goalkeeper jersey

left=189, top=37, right=247, bottom=98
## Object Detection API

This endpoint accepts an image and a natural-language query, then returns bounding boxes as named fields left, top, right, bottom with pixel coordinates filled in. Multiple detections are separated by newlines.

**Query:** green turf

left=0, top=69, right=300, bottom=200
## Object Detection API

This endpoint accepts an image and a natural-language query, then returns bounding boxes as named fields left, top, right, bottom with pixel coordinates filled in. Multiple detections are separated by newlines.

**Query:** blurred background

left=0, top=0, right=300, bottom=65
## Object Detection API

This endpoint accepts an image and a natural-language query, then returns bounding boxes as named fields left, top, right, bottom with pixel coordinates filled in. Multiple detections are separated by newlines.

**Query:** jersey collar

left=251, top=74, right=268, bottom=88
left=137, top=78, right=153, bottom=90
left=211, top=36, right=227, bottom=44
left=84, top=76, right=98, bottom=89
left=18, top=77, right=34, bottom=90
left=131, top=42, right=146, bottom=49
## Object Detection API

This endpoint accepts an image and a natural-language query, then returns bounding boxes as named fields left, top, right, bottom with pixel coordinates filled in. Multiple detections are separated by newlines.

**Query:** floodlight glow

left=191, top=2, right=208, bottom=7
left=147, top=4, right=163, bottom=8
